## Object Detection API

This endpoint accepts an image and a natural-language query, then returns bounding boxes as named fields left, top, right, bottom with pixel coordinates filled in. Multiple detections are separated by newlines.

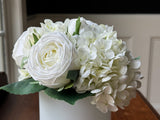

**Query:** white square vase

left=39, top=91, right=111, bottom=120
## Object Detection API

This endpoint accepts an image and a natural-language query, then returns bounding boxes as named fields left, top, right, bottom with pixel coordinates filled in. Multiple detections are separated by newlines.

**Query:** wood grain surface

left=0, top=93, right=39, bottom=120
left=112, top=91, right=160, bottom=120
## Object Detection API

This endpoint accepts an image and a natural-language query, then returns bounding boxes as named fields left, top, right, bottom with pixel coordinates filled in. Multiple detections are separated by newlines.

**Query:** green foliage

left=45, top=87, right=93, bottom=105
left=0, top=70, right=92, bottom=105
left=73, top=17, right=81, bottom=35
left=59, top=70, right=80, bottom=91
left=0, top=78, right=46, bottom=95
left=135, top=56, right=140, bottom=60
left=66, top=70, right=80, bottom=81
left=33, top=33, right=39, bottom=44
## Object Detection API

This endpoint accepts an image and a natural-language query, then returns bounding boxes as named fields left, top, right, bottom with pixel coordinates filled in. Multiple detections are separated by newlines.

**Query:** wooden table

left=0, top=91, right=159, bottom=120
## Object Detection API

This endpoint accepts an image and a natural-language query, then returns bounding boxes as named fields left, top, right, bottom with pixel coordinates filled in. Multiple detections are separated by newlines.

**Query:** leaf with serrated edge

left=0, top=78, right=46, bottom=95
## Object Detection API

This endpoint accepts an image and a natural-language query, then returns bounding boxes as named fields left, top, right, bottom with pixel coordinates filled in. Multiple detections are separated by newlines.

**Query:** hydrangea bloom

left=68, top=17, right=142, bottom=112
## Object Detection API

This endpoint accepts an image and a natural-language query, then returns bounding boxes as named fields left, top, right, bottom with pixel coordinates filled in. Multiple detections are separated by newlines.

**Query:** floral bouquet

left=0, top=17, right=142, bottom=113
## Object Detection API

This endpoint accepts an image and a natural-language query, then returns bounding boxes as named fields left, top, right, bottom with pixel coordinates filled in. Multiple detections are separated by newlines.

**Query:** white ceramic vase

left=39, top=91, right=111, bottom=120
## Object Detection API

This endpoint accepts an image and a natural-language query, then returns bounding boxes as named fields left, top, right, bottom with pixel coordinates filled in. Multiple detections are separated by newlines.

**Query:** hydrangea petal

left=131, top=59, right=141, bottom=69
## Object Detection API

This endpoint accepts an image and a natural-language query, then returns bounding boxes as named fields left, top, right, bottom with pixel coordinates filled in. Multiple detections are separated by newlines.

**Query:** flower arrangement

left=0, top=17, right=143, bottom=113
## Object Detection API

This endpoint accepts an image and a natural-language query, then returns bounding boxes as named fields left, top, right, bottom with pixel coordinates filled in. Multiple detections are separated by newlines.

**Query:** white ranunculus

left=27, top=32, right=73, bottom=88
left=12, top=31, right=30, bottom=66
left=12, top=27, right=44, bottom=67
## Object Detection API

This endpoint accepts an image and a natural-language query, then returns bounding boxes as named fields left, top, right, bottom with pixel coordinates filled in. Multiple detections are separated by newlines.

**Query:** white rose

left=27, top=32, right=73, bottom=88
left=12, top=27, right=44, bottom=67
left=12, top=31, right=31, bottom=66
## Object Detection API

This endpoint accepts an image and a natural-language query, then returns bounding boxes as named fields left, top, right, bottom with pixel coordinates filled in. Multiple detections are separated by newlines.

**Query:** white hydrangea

left=71, top=17, right=142, bottom=113
left=90, top=51, right=142, bottom=112
left=74, top=20, right=127, bottom=93
left=40, top=19, right=69, bottom=33
left=91, top=84, right=118, bottom=113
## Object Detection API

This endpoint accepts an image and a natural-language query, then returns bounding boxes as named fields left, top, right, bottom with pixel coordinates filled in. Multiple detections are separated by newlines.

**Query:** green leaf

left=66, top=70, right=80, bottom=81
left=0, top=78, right=46, bottom=95
left=32, top=33, right=39, bottom=44
left=135, top=56, right=140, bottom=60
left=29, top=81, right=40, bottom=84
left=44, top=88, right=93, bottom=105
left=73, top=17, right=81, bottom=35
left=33, top=29, right=41, bottom=38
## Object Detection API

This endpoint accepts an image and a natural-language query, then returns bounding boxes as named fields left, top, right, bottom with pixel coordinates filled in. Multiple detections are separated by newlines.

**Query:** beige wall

left=0, top=37, right=4, bottom=71
left=4, top=0, right=23, bottom=83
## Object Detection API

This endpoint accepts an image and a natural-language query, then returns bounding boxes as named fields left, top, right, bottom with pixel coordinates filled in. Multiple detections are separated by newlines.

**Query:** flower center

left=40, top=43, right=60, bottom=69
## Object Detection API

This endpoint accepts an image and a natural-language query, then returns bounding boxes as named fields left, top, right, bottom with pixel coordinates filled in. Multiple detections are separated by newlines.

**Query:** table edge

left=137, top=90, right=160, bottom=119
